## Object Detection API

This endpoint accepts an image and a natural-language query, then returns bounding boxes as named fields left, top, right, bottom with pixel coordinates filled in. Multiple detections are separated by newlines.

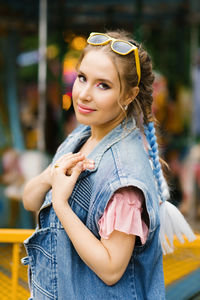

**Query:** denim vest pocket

left=24, top=228, right=57, bottom=299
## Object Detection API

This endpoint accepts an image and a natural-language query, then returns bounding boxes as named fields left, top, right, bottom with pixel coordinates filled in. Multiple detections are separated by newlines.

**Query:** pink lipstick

left=77, top=103, right=96, bottom=114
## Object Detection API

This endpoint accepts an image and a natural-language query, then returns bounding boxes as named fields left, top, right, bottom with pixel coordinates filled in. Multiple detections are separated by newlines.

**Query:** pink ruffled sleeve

left=98, top=187, right=148, bottom=245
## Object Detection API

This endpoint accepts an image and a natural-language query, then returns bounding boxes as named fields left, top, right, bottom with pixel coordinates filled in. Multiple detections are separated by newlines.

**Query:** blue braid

left=144, top=122, right=170, bottom=202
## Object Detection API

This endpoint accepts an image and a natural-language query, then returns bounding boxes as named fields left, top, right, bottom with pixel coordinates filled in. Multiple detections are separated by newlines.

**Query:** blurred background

left=0, top=0, right=200, bottom=231
left=0, top=1, right=200, bottom=299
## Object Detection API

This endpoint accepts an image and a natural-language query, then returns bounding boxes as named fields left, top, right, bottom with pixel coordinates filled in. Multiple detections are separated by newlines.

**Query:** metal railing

left=0, top=229, right=34, bottom=300
left=0, top=229, right=199, bottom=300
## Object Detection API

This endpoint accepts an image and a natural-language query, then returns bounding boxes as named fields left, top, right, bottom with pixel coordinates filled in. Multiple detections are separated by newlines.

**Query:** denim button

left=21, top=256, right=29, bottom=265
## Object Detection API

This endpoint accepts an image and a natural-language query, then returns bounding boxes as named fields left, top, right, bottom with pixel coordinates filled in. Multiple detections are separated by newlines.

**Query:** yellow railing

left=163, top=234, right=200, bottom=286
left=0, top=229, right=34, bottom=300
left=0, top=229, right=199, bottom=299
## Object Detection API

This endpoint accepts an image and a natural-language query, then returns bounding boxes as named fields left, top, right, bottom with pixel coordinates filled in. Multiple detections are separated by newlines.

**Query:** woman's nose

left=79, top=85, right=92, bottom=101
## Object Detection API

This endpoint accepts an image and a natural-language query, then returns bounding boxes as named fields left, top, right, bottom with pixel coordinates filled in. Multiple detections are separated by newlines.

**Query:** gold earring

left=124, top=105, right=128, bottom=111
left=62, top=94, right=72, bottom=111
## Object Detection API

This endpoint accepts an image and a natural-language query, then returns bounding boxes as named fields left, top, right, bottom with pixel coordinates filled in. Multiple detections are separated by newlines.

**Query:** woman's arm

left=54, top=201, right=135, bottom=285
left=22, top=165, right=52, bottom=212
left=51, top=156, right=135, bottom=286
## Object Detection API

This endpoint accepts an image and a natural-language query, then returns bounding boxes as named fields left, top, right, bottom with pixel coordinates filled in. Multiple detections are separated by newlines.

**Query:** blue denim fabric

left=23, top=118, right=165, bottom=300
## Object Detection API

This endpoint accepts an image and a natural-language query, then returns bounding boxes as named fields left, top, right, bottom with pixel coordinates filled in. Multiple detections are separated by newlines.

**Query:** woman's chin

left=75, top=114, right=93, bottom=126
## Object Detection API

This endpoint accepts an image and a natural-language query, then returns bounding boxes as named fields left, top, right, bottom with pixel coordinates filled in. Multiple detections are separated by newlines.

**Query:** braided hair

left=76, top=31, right=197, bottom=254
left=78, top=30, right=170, bottom=202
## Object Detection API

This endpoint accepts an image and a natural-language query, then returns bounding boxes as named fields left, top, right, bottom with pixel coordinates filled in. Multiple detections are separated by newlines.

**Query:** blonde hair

left=77, top=30, right=155, bottom=125
left=77, top=30, right=169, bottom=202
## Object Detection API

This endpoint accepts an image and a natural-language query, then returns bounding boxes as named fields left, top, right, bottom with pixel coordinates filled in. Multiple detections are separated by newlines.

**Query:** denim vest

left=23, top=118, right=165, bottom=300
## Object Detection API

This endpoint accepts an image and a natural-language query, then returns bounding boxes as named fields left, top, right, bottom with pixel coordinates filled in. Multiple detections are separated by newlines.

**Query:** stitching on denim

left=52, top=230, right=58, bottom=299
left=129, top=256, right=138, bottom=300
left=73, top=178, right=92, bottom=212
left=94, top=126, right=136, bottom=167
left=70, top=180, right=91, bottom=212
left=27, top=244, right=52, bottom=260
left=32, top=280, right=54, bottom=299
left=88, top=181, right=111, bottom=232
left=111, top=145, right=126, bottom=181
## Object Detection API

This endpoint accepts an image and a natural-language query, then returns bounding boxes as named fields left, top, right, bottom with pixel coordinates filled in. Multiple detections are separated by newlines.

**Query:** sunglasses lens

left=88, top=34, right=109, bottom=44
left=112, top=41, right=133, bottom=54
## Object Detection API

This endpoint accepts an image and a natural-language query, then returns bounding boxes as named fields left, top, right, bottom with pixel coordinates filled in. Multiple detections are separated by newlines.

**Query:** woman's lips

left=77, top=103, right=96, bottom=114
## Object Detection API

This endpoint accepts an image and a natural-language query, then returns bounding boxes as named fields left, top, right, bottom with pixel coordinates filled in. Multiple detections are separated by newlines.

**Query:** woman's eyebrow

left=97, top=78, right=113, bottom=85
left=77, top=69, right=114, bottom=85
left=77, top=69, right=85, bottom=75
left=78, top=69, right=113, bottom=85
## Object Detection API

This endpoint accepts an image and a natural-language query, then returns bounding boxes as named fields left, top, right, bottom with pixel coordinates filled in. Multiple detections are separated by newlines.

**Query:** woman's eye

left=78, top=74, right=86, bottom=83
left=97, top=83, right=110, bottom=90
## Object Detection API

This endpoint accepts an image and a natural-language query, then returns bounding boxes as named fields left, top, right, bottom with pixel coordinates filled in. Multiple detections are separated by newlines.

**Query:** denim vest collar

left=88, top=118, right=136, bottom=170
left=57, top=117, right=136, bottom=171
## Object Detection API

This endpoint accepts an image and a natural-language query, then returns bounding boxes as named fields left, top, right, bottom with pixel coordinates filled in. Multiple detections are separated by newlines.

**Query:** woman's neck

left=79, top=116, right=125, bottom=157
left=90, top=115, right=125, bottom=142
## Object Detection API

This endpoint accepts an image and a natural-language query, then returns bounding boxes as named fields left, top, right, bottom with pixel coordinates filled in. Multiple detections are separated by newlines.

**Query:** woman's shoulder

left=99, top=132, right=157, bottom=199
left=110, top=131, right=150, bottom=172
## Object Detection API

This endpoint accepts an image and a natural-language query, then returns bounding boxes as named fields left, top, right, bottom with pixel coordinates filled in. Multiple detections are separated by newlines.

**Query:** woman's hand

left=51, top=152, right=94, bottom=207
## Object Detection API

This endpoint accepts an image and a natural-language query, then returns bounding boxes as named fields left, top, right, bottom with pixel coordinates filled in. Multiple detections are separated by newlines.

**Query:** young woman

left=22, top=30, right=195, bottom=300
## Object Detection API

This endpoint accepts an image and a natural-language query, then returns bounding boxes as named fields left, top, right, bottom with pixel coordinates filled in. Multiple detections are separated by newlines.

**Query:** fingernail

left=77, top=162, right=83, bottom=169
left=88, top=160, right=94, bottom=164
left=89, top=165, right=95, bottom=169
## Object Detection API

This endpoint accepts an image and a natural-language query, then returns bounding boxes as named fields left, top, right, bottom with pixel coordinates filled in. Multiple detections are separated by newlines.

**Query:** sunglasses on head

left=87, top=32, right=141, bottom=86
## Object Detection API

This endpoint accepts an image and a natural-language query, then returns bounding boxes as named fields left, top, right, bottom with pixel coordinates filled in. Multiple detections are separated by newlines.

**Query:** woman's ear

left=124, top=86, right=139, bottom=106
left=132, top=86, right=139, bottom=99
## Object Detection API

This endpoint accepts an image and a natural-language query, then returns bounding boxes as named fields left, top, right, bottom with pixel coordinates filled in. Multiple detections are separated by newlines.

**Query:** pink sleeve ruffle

left=98, top=187, right=148, bottom=245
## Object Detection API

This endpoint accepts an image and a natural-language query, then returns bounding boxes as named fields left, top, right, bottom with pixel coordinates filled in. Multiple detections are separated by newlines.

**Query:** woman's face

left=72, top=50, right=125, bottom=133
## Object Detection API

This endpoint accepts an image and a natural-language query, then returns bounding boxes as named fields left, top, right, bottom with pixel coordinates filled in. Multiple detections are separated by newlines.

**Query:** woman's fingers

left=67, top=159, right=95, bottom=175
left=70, top=162, right=84, bottom=184
left=51, top=154, right=95, bottom=204
left=53, top=152, right=95, bottom=175
left=53, top=153, right=84, bottom=169
left=54, top=152, right=81, bottom=166
left=63, top=157, right=95, bottom=174
left=64, top=159, right=95, bottom=175
left=63, top=155, right=85, bottom=175
left=83, top=159, right=95, bottom=170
